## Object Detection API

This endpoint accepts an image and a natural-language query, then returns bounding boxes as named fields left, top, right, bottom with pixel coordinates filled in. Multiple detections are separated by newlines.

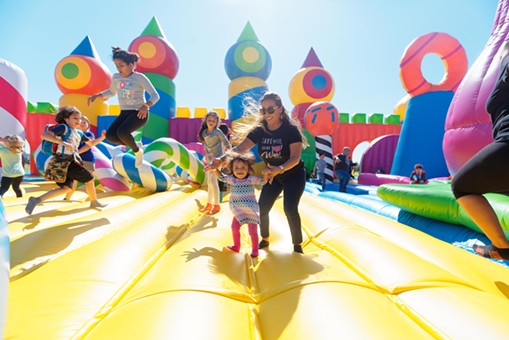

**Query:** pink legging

left=231, top=217, right=259, bottom=251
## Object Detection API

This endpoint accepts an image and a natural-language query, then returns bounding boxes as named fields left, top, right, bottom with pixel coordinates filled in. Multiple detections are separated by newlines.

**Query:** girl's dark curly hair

left=112, top=47, right=139, bottom=64
left=225, top=151, right=256, bottom=178
left=55, top=106, right=81, bottom=124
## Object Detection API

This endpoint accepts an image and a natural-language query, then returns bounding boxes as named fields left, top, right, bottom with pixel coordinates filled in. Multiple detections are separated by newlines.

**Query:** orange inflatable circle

left=130, top=36, right=166, bottom=70
left=399, top=32, right=468, bottom=97
left=55, top=56, right=91, bottom=91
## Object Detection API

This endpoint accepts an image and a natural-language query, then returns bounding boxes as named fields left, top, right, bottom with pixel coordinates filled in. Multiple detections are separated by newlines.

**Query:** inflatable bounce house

left=3, top=2, right=509, bottom=338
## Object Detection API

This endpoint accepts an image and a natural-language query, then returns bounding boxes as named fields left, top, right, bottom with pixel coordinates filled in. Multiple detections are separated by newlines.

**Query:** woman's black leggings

left=258, top=167, right=306, bottom=245
left=452, top=141, right=509, bottom=198
left=106, top=110, right=147, bottom=151
left=0, top=176, right=23, bottom=197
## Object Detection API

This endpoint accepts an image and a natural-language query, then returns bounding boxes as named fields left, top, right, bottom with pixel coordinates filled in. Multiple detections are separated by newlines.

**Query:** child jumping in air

left=87, top=47, right=160, bottom=168
left=198, top=111, right=231, bottom=215
left=25, top=106, right=107, bottom=215
left=0, top=134, right=25, bottom=198
left=207, top=151, right=264, bottom=257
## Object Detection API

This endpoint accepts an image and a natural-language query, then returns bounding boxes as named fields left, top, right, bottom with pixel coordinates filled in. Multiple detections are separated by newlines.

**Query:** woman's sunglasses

left=260, top=106, right=279, bottom=115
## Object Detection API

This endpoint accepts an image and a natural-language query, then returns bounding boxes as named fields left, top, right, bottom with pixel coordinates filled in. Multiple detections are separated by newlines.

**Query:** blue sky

left=0, top=0, right=499, bottom=115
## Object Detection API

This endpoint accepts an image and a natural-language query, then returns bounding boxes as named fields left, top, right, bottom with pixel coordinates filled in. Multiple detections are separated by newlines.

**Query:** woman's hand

left=263, top=164, right=283, bottom=184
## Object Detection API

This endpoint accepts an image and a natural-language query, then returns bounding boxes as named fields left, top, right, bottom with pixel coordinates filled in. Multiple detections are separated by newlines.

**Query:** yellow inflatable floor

left=4, top=181, right=509, bottom=339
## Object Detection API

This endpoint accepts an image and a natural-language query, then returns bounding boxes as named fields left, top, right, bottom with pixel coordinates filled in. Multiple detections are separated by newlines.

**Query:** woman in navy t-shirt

left=212, top=92, right=308, bottom=253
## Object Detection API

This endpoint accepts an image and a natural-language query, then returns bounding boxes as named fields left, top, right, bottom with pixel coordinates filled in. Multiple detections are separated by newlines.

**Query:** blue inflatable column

left=391, top=91, right=453, bottom=178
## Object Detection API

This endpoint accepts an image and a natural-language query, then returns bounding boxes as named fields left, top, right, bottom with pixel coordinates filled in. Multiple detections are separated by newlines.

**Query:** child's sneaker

left=25, top=196, right=41, bottom=215
left=227, top=245, right=240, bottom=253
left=90, top=200, right=108, bottom=209
left=135, top=142, right=144, bottom=168
left=199, top=203, right=212, bottom=213
left=207, top=204, right=221, bottom=215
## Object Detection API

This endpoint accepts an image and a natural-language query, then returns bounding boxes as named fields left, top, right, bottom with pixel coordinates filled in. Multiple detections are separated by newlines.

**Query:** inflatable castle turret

left=128, top=16, right=179, bottom=144
left=225, top=22, right=271, bottom=128
left=55, top=36, right=112, bottom=135
left=289, top=48, right=336, bottom=180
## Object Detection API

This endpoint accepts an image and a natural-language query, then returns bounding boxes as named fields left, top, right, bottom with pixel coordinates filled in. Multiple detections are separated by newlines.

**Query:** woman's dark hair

left=112, top=47, right=139, bottom=64
left=259, top=92, right=309, bottom=147
left=55, top=106, right=81, bottom=124
left=259, top=92, right=292, bottom=130
left=236, top=91, right=308, bottom=147
left=198, top=111, right=221, bottom=142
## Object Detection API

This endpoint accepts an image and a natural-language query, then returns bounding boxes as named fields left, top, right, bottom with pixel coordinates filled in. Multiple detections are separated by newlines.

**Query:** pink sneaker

left=227, top=245, right=240, bottom=253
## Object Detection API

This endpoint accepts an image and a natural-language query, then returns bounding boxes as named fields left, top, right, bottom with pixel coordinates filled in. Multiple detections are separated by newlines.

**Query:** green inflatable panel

left=301, top=129, right=316, bottom=177
left=377, top=181, right=509, bottom=239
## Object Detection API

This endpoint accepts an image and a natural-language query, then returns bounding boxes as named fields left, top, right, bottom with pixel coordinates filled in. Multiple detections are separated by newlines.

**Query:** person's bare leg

left=457, top=194, right=509, bottom=248
left=65, top=180, right=77, bottom=200
left=26, top=186, right=71, bottom=214
left=85, top=180, right=107, bottom=208
left=39, top=187, right=72, bottom=202
left=85, top=180, right=97, bottom=201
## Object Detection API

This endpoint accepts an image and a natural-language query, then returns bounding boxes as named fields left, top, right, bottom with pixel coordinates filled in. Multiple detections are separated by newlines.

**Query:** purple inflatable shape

left=443, top=0, right=509, bottom=175
left=359, top=134, right=399, bottom=175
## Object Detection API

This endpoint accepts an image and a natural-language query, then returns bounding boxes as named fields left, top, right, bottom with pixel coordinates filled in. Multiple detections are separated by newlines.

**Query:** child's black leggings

left=0, top=176, right=23, bottom=197
left=258, top=166, right=306, bottom=245
left=452, top=140, right=509, bottom=198
left=106, top=110, right=147, bottom=151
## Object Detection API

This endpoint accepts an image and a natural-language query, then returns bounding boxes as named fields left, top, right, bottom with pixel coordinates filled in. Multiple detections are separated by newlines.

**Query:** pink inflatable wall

left=169, top=118, right=231, bottom=144
left=444, top=0, right=509, bottom=175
